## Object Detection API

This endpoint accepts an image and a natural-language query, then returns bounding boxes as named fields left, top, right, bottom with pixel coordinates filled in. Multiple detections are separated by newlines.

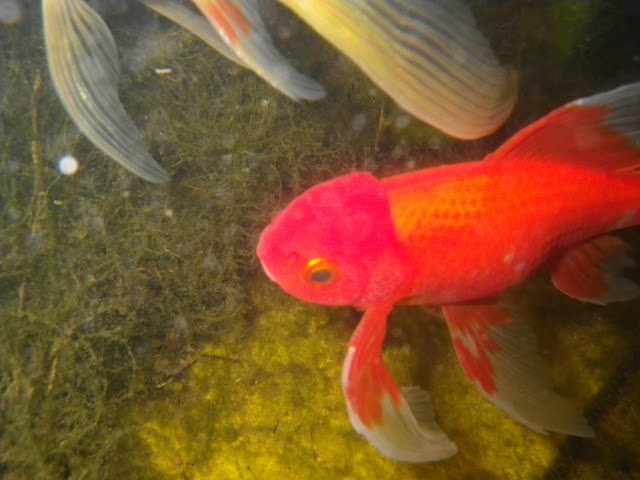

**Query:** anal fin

left=442, top=299, right=594, bottom=437
left=342, top=304, right=457, bottom=462
left=549, top=234, right=640, bottom=305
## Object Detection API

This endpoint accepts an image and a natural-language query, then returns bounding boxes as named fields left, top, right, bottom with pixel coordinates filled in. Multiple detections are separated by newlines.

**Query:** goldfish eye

left=302, top=257, right=338, bottom=285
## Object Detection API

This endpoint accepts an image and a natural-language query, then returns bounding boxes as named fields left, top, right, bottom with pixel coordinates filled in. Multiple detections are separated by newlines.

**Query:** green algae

left=1, top=6, right=366, bottom=478
left=132, top=282, right=559, bottom=480
left=2, top=2, right=640, bottom=479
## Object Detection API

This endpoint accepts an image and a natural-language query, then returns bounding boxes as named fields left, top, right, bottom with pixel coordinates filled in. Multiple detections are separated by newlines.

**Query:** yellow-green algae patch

left=131, top=278, right=640, bottom=480
left=132, top=283, right=561, bottom=480
left=133, top=287, right=356, bottom=478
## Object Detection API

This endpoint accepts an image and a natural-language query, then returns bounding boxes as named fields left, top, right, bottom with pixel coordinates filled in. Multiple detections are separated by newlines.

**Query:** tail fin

left=485, top=82, right=640, bottom=172
left=43, top=0, right=168, bottom=183
left=281, top=0, right=517, bottom=139
left=189, top=0, right=326, bottom=101
left=140, top=0, right=247, bottom=67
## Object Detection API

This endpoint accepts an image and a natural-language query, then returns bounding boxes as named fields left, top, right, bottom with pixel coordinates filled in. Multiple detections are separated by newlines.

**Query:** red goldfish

left=257, top=82, right=640, bottom=462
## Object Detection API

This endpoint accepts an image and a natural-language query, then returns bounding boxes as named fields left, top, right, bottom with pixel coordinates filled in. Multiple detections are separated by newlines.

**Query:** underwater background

left=2, top=1, right=640, bottom=478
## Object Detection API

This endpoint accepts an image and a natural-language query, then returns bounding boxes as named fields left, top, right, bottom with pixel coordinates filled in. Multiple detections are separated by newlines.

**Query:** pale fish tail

left=42, top=0, right=168, bottom=183
left=280, top=0, right=518, bottom=139
left=140, top=0, right=247, bottom=67
left=189, top=0, right=326, bottom=101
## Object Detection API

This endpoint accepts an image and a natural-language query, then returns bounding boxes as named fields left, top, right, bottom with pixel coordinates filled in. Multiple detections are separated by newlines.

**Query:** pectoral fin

left=42, top=0, right=168, bottom=183
left=549, top=235, right=640, bottom=305
left=342, top=304, right=457, bottom=462
left=442, top=299, right=593, bottom=437
left=190, top=0, right=326, bottom=101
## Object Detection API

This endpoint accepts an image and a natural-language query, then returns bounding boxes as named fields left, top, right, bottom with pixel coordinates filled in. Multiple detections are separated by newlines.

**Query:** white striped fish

left=42, top=0, right=517, bottom=182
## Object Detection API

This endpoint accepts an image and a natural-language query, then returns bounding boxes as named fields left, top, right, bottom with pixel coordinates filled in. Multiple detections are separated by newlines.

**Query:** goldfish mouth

left=256, top=226, right=276, bottom=282
left=260, top=259, right=277, bottom=282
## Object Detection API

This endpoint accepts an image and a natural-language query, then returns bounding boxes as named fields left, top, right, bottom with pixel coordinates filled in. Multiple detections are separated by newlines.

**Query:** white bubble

left=350, top=113, right=368, bottom=134
left=0, top=0, right=21, bottom=24
left=57, top=155, right=79, bottom=176
left=393, top=114, right=412, bottom=130
left=6, top=206, right=20, bottom=221
left=277, top=25, right=292, bottom=41
left=6, top=159, right=19, bottom=173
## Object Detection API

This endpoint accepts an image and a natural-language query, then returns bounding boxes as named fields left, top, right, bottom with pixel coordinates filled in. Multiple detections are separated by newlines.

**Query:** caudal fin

left=141, top=0, right=246, bottom=66
left=281, top=0, right=517, bottom=139
left=43, top=0, right=168, bottom=183
left=190, top=0, right=326, bottom=101
left=485, top=82, right=640, bottom=172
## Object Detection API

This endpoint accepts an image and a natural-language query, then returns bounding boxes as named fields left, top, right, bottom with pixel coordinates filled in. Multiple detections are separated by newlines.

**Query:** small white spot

left=393, top=114, right=412, bottom=130
left=350, top=113, right=368, bottom=134
left=614, top=208, right=637, bottom=229
left=57, top=154, right=79, bottom=176
left=503, top=248, right=515, bottom=264
left=6, top=206, right=20, bottom=221
left=91, top=216, right=106, bottom=234
left=164, top=209, right=174, bottom=218
left=202, top=254, right=221, bottom=273
left=0, top=0, right=21, bottom=24
left=260, top=98, right=270, bottom=107
left=390, top=327, right=404, bottom=339
left=455, top=331, right=480, bottom=359
left=6, top=160, right=19, bottom=173
left=172, top=316, right=188, bottom=332
left=154, top=67, right=172, bottom=75
left=428, top=136, right=443, bottom=150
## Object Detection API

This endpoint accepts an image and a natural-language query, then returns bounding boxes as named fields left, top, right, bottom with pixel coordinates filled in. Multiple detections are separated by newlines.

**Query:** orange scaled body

left=383, top=147, right=640, bottom=305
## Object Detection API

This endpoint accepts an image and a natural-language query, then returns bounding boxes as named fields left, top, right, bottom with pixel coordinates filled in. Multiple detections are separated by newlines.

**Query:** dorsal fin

left=485, top=82, right=640, bottom=172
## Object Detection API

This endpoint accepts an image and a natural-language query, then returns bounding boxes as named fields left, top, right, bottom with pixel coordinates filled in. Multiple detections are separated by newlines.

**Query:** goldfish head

left=257, top=172, right=411, bottom=307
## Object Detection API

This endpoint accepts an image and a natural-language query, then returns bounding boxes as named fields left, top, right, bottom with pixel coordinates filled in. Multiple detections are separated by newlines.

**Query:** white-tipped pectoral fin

left=190, top=0, right=326, bottom=101
left=342, top=305, right=457, bottom=463
left=42, top=0, right=168, bottom=183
